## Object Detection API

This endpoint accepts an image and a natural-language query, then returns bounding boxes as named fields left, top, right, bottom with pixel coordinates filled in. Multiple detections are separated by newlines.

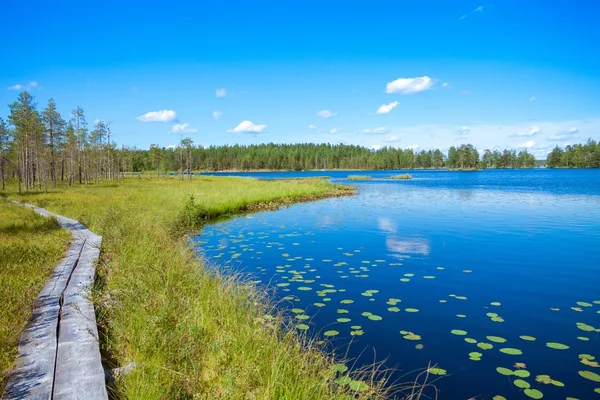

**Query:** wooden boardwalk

left=3, top=203, right=108, bottom=400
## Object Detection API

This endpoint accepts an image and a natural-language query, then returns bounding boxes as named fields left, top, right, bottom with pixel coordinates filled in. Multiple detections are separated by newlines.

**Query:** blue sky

left=2, top=0, right=600, bottom=157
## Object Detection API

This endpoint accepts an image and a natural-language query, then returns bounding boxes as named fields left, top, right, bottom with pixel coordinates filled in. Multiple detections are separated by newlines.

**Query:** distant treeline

left=1, top=91, right=599, bottom=192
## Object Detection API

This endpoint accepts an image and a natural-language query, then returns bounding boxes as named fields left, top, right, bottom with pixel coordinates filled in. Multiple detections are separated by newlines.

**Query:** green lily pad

left=351, top=325, right=362, bottom=330
left=579, top=354, right=595, bottom=360
left=520, top=335, right=536, bottom=341
left=514, top=379, right=531, bottom=389
left=415, top=344, right=424, bottom=350
left=491, top=316, right=505, bottom=323
left=457, top=314, right=467, bottom=318
left=337, top=318, right=351, bottom=323
left=399, top=278, right=410, bottom=282
left=524, top=388, right=544, bottom=399
left=487, top=336, right=507, bottom=343
left=296, top=315, right=310, bottom=320
left=514, top=370, right=531, bottom=378
left=478, top=342, right=494, bottom=350
left=368, top=314, right=383, bottom=321
left=577, top=336, right=589, bottom=341
left=546, top=342, right=569, bottom=350
left=423, top=276, right=436, bottom=279
left=277, top=283, right=290, bottom=287
left=578, top=370, right=600, bottom=382
left=493, top=396, right=507, bottom=400
left=469, top=352, right=483, bottom=358
left=297, top=286, right=312, bottom=291
left=335, top=376, right=352, bottom=385
left=465, top=338, right=477, bottom=344
left=296, top=324, right=309, bottom=330
left=428, top=368, right=447, bottom=376
left=331, top=363, right=348, bottom=373
left=324, top=330, right=339, bottom=337
left=499, top=348, right=523, bottom=355
left=340, top=299, right=354, bottom=304
left=451, top=329, right=468, bottom=336
left=361, top=312, right=372, bottom=317
left=455, top=296, right=468, bottom=300
left=490, top=302, right=501, bottom=306
left=313, top=302, right=326, bottom=307
left=496, top=367, right=513, bottom=376
left=577, top=301, right=592, bottom=307
left=291, top=308, right=304, bottom=314
left=350, top=330, right=364, bottom=336
left=402, top=332, right=421, bottom=340
left=348, top=380, right=369, bottom=392
left=405, top=308, right=419, bottom=313
left=576, top=322, right=595, bottom=332
left=337, top=309, right=349, bottom=314
left=388, top=307, right=401, bottom=312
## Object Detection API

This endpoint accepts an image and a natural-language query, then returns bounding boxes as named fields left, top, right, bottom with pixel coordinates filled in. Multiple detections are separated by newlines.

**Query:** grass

left=389, top=174, right=412, bottom=180
left=0, top=201, right=71, bottom=391
left=1, top=176, right=417, bottom=399
left=347, top=175, right=372, bottom=181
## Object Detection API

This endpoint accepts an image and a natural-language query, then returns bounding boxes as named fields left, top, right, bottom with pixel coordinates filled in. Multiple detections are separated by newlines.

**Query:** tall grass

left=0, top=201, right=71, bottom=391
left=347, top=175, right=372, bottom=181
left=2, top=177, right=416, bottom=399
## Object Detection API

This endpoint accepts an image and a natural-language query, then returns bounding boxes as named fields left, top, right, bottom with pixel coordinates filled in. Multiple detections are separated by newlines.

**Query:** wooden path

left=3, top=203, right=108, bottom=400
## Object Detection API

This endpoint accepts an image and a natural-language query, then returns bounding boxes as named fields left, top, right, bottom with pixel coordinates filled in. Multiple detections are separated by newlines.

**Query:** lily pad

left=514, top=379, right=530, bottom=389
left=487, top=336, right=507, bottom=343
left=465, top=338, right=477, bottom=344
left=524, top=388, right=544, bottom=399
left=478, top=342, right=494, bottom=350
left=348, top=380, right=369, bottom=392
left=336, top=318, right=351, bottom=323
left=335, top=376, right=352, bottom=385
left=331, top=364, right=348, bottom=373
left=415, top=344, right=424, bottom=350
left=457, top=314, right=467, bottom=318
left=520, top=335, right=536, bottom=341
left=451, top=329, right=468, bottom=336
left=388, top=307, right=401, bottom=312
left=324, top=330, right=339, bottom=337
left=577, top=301, right=592, bottom=307
left=496, top=367, right=513, bottom=376
left=576, top=322, right=595, bottom=332
left=405, top=308, right=419, bottom=313
left=296, top=324, right=309, bottom=330
left=350, top=330, right=364, bottom=336
left=402, top=332, right=421, bottom=340
left=314, top=303, right=326, bottom=307
left=428, top=367, right=447, bottom=376
left=578, top=370, right=600, bottom=382
left=340, top=299, right=354, bottom=304
left=490, top=302, right=501, bottom=306
left=297, top=286, right=312, bottom=291
left=500, top=348, right=523, bottom=355
left=546, top=342, right=569, bottom=350
left=368, top=314, right=383, bottom=321
left=514, top=370, right=531, bottom=378
left=469, top=352, right=483, bottom=358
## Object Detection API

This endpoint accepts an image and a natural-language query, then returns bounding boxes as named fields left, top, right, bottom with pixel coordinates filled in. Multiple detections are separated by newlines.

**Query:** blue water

left=193, top=169, right=600, bottom=399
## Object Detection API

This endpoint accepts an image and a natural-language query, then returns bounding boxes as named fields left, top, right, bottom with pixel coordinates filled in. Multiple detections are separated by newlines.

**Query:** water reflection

left=386, top=237, right=431, bottom=256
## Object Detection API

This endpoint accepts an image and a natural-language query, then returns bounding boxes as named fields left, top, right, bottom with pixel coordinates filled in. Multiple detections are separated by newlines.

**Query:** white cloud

left=167, top=144, right=177, bottom=149
left=372, top=144, right=382, bottom=151
left=308, top=124, right=317, bottom=129
left=407, top=144, right=419, bottom=150
left=509, top=125, right=541, bottom=137
left=529, top=96, right=537, bottom=103
left=363, top=127, right=390, bottom=135
left=442, top=82, right=450, bottom=88
left=457, top=126, right=470, bottom=135
left=171, top=123, right=198, bottom=134
left=386, top=237, right=430, bottom=256
left=216, top=88, right=227, bottom=97
left=137, top=110, right=178, bottom=123
left=228, top=120, right=267, bottom=134
left=386, top=76, right=433, bottom=94
left=383, top=135, right=401, bottom=143
left=566, top=127, right=579, bottom=134
left=317, top=110, right=337, bottom=118
left=212, top=111, right=222, bottom=119
left=460, top=90, right=470, bottom=95
left=329, top=128, right=341, bottom=134
left=7, top=81, right=38, bottom=91
left=474, top=5, right=484, bottom=12
left=376, top=101, right=399, bottom=114
left=518, top=140, right=536, bottom=149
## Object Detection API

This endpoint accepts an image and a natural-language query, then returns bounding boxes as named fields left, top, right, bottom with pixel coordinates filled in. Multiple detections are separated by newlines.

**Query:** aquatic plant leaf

left=524, top=388, right=544, bottom=399
left=296, top=324, right=309, bottom=330
left=297, top=286, right=312, bottom=291
left=469, top=352, right=483, bottom=358
left=493, top=396, right=507, bottom=400
left=348, top=380, right=369, bottom=392
left=337, top=318, right=351, bottom=323
left=324, top=330, right=339, bottom=337
left=400, top=278, right=410, bottom=282
left=405, top=308, right=419, bottom=313
left=487, top=336, right=507, bottom=343
left=314, top=303, right=326, bottom=307
left=546, top=342, right=569, bottom=350
left=455, top=296, right=467, bottom=300
left=513, top=379, right=530, bottom=389
left=388, top=307, right=401, bottom=312
left=351, top=325, right=362, bottom=330
left=491, top=316, right=505, bottom=323
left=576, top=322, right=595, bottom=332
left=457, top=314, right=467, bottom=318
left=296, top=315, right=310, bottom=320
left=335, top=376, right=352, bottom=385
left=402, top=332, right=421, bottom=340
left=423, top=275, right=436, bottom=279
left=578, top=370, right=600, bottom=382
left=465, top=338, right=477, bottom=344
left=496, top=367, right=513, bottom=376
left=350, top=330, right=364, bottom=336
left=428, top=368, right=447, bottom=376
left=415, top=344, right=424, bottom=350
left=577, top=336, right=589, bottom=341
left=368, top=314, right=382, bottom=321
left=499, top=348, right=523, bottom=355
left=451, top=329, right=467, bottom=336
left=579, top=354, right=595, bottom=360
left=490, top=302, right=501, bottom=306
left=514, top=370, right=531, bottom=378
left=577, top=301, right=592, bottom=307
left=520, top=335, right=536, bottom=341
left=291, top=308, right=304, bottom=314
left=340, top=299, right=354, bottom=304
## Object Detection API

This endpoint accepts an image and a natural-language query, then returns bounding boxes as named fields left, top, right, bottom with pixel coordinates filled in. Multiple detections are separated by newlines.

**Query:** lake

left=192, top=169, right=600, bottom=399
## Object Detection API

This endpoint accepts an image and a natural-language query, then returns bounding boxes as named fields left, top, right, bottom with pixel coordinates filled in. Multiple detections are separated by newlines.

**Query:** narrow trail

left=3, top=202, right=107, bottom=400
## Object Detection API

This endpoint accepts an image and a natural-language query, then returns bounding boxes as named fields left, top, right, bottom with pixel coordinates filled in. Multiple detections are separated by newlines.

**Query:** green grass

left=347, top=175, right=372, bottom=181
left=0, top=201, right=71, bottom=391
left=1, top=177, right=414, bottom=399
left=389, top=174, right=412, bottom=180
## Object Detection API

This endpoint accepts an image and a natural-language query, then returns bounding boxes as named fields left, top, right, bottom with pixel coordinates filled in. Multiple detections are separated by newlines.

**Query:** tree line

left=1, top=91, right=597, bottom=192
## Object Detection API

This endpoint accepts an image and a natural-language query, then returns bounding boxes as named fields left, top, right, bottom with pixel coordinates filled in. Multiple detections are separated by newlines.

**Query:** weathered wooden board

left=3, top=202, right=107, bottom=400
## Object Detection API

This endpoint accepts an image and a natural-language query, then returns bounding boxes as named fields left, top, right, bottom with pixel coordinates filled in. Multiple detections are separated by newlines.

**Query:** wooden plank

left=3, top=202, right=107, bottom=400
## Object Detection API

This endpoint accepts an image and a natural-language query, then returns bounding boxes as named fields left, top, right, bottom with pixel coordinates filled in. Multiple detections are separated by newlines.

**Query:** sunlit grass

left=1, top=177, right=416, bottom=399
left=389, top=174, right=412, bottom=180
left=0, top=201, right=71, bottom=391
left=347, top=175, right=372, bottom=181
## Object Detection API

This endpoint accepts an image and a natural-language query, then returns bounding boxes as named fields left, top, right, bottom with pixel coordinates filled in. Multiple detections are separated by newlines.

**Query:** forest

left=1, top=91, right=597, bottom=191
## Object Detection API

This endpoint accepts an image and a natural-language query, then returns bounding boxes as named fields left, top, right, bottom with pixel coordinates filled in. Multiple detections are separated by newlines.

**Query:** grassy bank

left=389, top=174, right=412, bottom=180
left=0, top=201, right=71, bottom=391
left=1, top=177, right=407, bottom=399
left=347, top=175, right=373, bottom=181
